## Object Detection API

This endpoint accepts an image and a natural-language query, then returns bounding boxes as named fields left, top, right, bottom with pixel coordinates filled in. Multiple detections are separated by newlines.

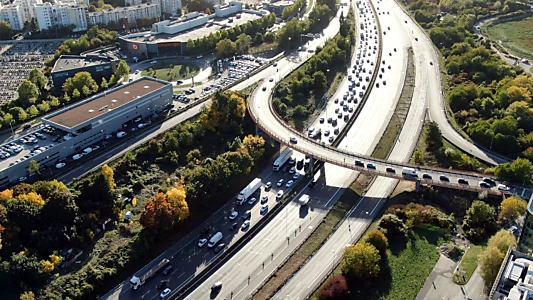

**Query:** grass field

left=485, top=17, right=533, bottom=60
left=141, top=62, right=200, bottom=81
left=453, top=244, right=483, bottom=285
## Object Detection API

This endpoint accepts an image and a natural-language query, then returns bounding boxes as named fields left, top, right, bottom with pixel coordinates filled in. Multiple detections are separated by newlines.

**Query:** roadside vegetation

left=484, top=15, right=533, bottom=60
left=141, top=62, right=200, bottom=81
left=0, top=90, right=272, bottom=299
left=273, top=7, right=355, bottom=130
left=403, top=0, right=533, bottom=182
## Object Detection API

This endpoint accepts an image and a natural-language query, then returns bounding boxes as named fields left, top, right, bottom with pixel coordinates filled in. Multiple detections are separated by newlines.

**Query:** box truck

left=208, top=232, right=223, bottom=248
left=401, top=167, right=418, bottom=177
left=237, top=178, right=262, bottom=205
left=129, top=258, right=170, bottom=290
left=273, top=149, right=293, bottom=171
left=298, top=194, right=310, bottom=206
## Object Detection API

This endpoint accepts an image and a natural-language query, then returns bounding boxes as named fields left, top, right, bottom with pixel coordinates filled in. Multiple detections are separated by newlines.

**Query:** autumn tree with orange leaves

left=140, top=183, right=189, bottom=235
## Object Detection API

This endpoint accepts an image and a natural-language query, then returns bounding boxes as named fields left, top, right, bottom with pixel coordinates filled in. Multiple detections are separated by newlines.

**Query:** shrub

left=379, top=214, right=407, bottom=238
left=319, top=275, right=349, bottom=300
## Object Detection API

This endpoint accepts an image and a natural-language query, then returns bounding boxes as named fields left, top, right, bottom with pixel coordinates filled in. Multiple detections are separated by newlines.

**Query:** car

left=422, top=173, right=432, bottom=180
left=248, top=197, right=257, bottom=205
left=329, top=136, right=334, bottom=143
left=72, top=154, right=83, bottom=160
left=366, top=163, right=376, bottom=169
left=286, top=180, right=294, bottom=188
left=260, top=204, right=269, bottom=215
left=479, top=181, right=491, bottom=188
left=293, top=173, right=301, bottom=180
left=162, top=265, right=173, bottom=275
left=117, top=132, right=127, bottom=138
left=290, top=137, right=297, bottom=144
left=242, top=210, right=251, bottom=220
left=211, top=281, right=223, bottom=292
left=277, top=179, right=284, bottom=187
left=509, top=226, right=518, bottom=234
left=134, top=117, right=142, bottom=123
left=458, top=178, right=469, bottom=185
left=134, top=70, right=140, bottom=74
left=160, top=288, right=172, bottom=299
left=92, top=146, right=100, bottom=151
left=229, top=211, right=239, bottom=220
left=260, top=195, right=269, bottom=204
left=18, top=176, right=27, bottom=182
left=241, top=220, right=251, bottom=231
left=355, top=160, right=364, bottom=167
left=439, top=175, right=450, bottom=182
left=138, top=123, right=147, bottom=129
left=229, top=222, right=238, bottom=231
left=269, top=77, right=274, bottom=82
left=498, top=184, right=510, bottom=191
left=289, top=167, right=296, bottom=174
left=265, top=182, right=272, bottom=190
left=151, top=60, right=158, bottom=65
left=482, top=177, right=496, bottom=186
left=214, top=243, right=226, bottom=253
left=385, top=167, right=395, bottom=173
left=198, top=238, right=208, bottom=247
left=55, top=163, right=66, bottom=169
left=276, top=190, right=284, bottom=199
left=429, top=61, right=433, bottom=65
left=157, top=280, right=169, bottom=289
left=262, top=86, right=267, bottom=91
left=320, top=117, right=324, bottom=124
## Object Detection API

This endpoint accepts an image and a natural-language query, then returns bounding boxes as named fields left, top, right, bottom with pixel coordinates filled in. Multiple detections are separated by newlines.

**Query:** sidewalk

left=416, top=254, right=487, bottom=300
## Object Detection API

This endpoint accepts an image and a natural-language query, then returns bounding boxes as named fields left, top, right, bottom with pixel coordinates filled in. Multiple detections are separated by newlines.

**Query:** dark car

left=214, top=243, right=225, bottom=253
left=23, top=124, right=31, bottom=130
left=366, top=163, right=376, bottom=170
left=229, top=222, right=238, bottom=231
left=479, top=181, right=491, bottom=188
left=439, top=175, right=450, bottom=182
left=354, top=160, right=364, bottom=167
left=385, top=167, right=395, bottom=173
left=482, top=177, right=496, bottom=186
left=458, top=178, right=469, bottom=185
left=422, top=173, right=432, bottom=180
left=157, top=280, right=169, bottom=289
left=162, top=265, right=173, bottom=275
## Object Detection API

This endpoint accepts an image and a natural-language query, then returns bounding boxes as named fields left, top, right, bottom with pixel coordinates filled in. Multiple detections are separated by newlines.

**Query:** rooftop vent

left=124, top=91, right=130, bottom=94
left=143, top=85, right=149, bottom=89
left=111, top=99, right=117, bottom=103
left=88, top=109, right=94, bottom=113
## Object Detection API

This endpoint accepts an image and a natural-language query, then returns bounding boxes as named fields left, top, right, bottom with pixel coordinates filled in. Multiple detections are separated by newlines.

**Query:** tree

left=28, top=68, right=48, bottom=91
left=28, top=160, right=40, bottom=175
left=426, top=121, right=443, bottom=152
left=313, top=71, right=327, bottom=91
left=17, top=80, right=39, bottom=107
left=10, top=253, right=49, bottom=286
left=494, top=158, right=533, bottom=184
left=100, top=77, right=109, bottom=89
left=235, top=34, right=252, bottom=54
left=241, top=135, right=265, bottom=161
left=20, top=291, right=35, bottom=300
left=464, top=200, right=495, bottom=227
left=186, top=149, right=202, bottom=164
left=341, top=242, right=380, bottom=280
left=499, top=196, right=527, bottom=221
left=37, top=101, right=50, bottom=113
left=17, top=192, right=45, bottom=206
left=114, top=60, right=130, bottom=82
left=479, top=230, right=517, bottom=288
left=166, top=183, right=190, bottom=221
left=140, top=193, right=175, bottom=234
left=216, top=38, right=237, bottom=58
left=364, top=229, right=388, bottom=257
left=62, top=71, right=98, bottom=98
left=319, top=275, right=349, bottom=300
left=0, top=21, right=13, bottom=40
left=9, top=107, right=28, bottom=122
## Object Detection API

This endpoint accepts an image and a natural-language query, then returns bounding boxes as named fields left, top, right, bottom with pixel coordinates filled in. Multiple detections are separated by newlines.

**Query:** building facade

left=519, top=199, right=533, bottom=255
left=87, top=3, right=160, bottom=26
left=33, top=1, right=88, bottom=32
left=0, top=3, right=25, bottom=30
left=160, top=0, right=181, bottom=16
left=51, top=54, right=118, bottom=94
left=0, top=77, right=172, bottom=188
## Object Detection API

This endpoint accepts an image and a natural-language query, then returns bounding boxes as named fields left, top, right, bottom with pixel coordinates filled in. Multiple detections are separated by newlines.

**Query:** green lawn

left=453, top=244, right=483, bottom=285
left=485, top=17, right=533, bottom=60
left=141, top=62, right=200, bottom=81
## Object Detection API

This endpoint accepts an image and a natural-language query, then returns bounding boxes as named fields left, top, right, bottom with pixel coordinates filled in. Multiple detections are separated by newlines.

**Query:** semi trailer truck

left=129, top=258, right=170, bottom=290
left=237, top=178, right=262, bottom=205
left=273, top=149, right=293, bottom=171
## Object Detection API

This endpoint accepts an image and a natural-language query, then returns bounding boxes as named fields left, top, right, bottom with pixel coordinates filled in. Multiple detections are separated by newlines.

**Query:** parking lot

left=0, top=41, right=62, bottom=101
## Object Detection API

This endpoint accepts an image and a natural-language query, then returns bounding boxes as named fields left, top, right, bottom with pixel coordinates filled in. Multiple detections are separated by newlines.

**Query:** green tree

left=364, top=229, right=388, bottom=257
left=0, top=21, right=13, bottom=40
left=186, top=149, right=201, bottom=164
left=72, top=88, right=81, bottom=99
left=313, top=71, right=327, bottom=91
left=27, top=105, right=39, bottom=117
left=37, top=101, right=51, bottom=113
left=62, top=71, right=98, bottom=98
left=216, top=38, right=237, bottom=58
left=17, top=80, right=39, bottom=107
left=28, top=160, right=40, bottom=175
left=100, top=77, right=109, bottom=89
left=114, top=60, right=130, bottom=82
left=494, top=158, right=533, bottom=184
left=235, top=34, right=252, bottom=54
left=426, top=121, right=443, bottom=152
left=9, top=107, right=28, bottom=122
left=341, top=242, right=380, bottom=280
left=28, top=68, right=48, bottom=91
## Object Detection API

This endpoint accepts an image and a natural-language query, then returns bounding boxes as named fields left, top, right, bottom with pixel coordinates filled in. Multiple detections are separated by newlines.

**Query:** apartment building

left=0, top=3, right=25, bottom=30
left=160, top=0, right=181, bottom=16
left=88, top=2, right=160, bottom=26
left=33, top=1, right=88, bottom=32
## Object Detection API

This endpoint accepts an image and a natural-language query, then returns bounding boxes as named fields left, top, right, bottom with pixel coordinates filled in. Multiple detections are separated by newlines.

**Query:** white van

left=82, top=147, right=92, bottom=155
left=401, top=167, right=418, bottom=177
left=72, top=154, right=83, bottom=160
left=208, top=232, right=223, bottom=248
left=117, top=132, right=127, bottom=138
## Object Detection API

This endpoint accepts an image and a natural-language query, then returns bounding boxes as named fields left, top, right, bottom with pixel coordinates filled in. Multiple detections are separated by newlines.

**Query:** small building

left=51, top=54, right=119, bottom=95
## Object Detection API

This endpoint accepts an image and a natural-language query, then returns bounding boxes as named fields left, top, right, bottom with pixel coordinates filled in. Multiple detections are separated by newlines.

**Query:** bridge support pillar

left=415, top=180, right=421, bottom=193
left=308, top=156, right=314, bottom=175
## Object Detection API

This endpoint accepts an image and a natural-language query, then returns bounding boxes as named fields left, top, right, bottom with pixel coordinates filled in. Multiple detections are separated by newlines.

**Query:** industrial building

left=0, top=77, right=172, bottom=187
left=50, top=54, right=119, bottom=94
left=119, top=1, right=268, bottom=59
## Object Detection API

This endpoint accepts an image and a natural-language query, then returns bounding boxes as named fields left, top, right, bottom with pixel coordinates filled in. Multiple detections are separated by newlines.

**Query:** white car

left=289, top=167, right=296, bottom=174
left=265, top=182, right=272, bottom=190
left=18, top=176, right=27, bottom=182
left=277, top=179, right=284, bottom=187
left=151, top=60, right=158, bottom=65
left=229, top=211, right=239, bottom=220
left=117, top=132, right=127, bottom=138
left=198, top=238, right=208, bottom=247
left=276, top=190, right=284, bottom=199
left=293, top=173, right=301, bottom=180
left=241, top=220, right=251, bottom=230
left=290, top=137, right=297, bottom=144
left=72, top=154, right=83, bottom=160
left=55, top=163, right=66, bottom=169
left=498, top=184, right=510, bottom=191
left=248, top=197, right=257, bottom=205
left=286, top=180, right=294, bottom=188
left=260, top=204, right=269, bottom=215
left=134, top=117, right=142, bottom=123
left=138, top=123, right=147, bottom=128
left=160, top=288, right=171, bottom=299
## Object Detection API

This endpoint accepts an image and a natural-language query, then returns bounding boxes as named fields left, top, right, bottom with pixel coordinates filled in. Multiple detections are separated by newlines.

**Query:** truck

left=237, top=178, right=262, bottom=205
left=129, top=258, right=170, bottom=290
left=273, top=149, right=293, bottom=171
left=298, top=194, right=310, bottom=206
left=401, top=167, right=418, bottom=177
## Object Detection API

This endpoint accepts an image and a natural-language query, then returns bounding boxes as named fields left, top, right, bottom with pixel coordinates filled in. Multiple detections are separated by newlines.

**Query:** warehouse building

left=51, top=54, right=119, bottom=94
left=0, top=77, right=172, bottom=187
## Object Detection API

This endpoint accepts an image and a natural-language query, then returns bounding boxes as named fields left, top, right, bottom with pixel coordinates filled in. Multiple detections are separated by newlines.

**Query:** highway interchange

left=93, top=0, right=531, bottom=299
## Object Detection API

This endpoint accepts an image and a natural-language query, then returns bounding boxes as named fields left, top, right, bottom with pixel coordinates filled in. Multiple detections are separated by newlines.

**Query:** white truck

left=273, top=149, right=293, bottom=171
left=401, top=167, right=418, bottom=177
left=298, top=194, right=310, bottom=206
left=129, top=258, right=170, bottom=290
left=237, top=178, right=262, bottom=205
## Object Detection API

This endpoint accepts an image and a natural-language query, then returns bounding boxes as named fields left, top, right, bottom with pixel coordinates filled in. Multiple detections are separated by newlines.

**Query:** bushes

left=319, top=275, right=349, bottom=300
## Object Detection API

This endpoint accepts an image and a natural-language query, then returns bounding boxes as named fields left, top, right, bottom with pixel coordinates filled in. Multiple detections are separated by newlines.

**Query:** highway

left=183, top=0, right=407, bottom=298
